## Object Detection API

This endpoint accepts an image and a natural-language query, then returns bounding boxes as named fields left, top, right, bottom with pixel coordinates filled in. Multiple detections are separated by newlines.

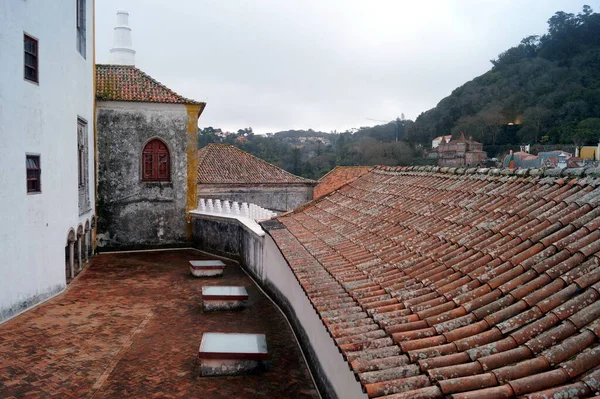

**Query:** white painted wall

left=0, top=0, right=95, bottom=322
left=262, top=235, right=368, bottom=399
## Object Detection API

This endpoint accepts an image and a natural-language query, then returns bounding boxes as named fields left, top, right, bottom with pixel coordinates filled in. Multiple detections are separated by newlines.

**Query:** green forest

left=200, top=6, right=600, bottom=180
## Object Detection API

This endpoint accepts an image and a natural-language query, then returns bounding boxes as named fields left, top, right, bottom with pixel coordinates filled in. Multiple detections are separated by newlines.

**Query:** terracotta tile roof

left=197, top=144, right=317, bottom=185
left=96, top=64, right=205, bottom=105
left=268, top=165, right=600, bottom=399
left=314, top=166, right=373, bottom=199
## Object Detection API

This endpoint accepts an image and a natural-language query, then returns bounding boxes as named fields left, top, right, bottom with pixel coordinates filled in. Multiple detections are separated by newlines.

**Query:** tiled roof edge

left=375, top=165, right=600, bottom=179
left=96, top=64, right=206, bottom=105
left=318, top=165, right=374, bottom=182
left=263, top=228, right=352, bottom=360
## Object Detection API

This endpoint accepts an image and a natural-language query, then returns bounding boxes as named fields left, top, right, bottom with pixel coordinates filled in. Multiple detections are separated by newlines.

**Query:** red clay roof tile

left=96, top=64, right=204, bottom=105
left=268, top=166, right=600, bottom=398
left=197, top=144, right=316, bottom=185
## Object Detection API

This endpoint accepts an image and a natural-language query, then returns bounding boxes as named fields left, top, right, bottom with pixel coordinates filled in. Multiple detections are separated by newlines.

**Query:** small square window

left=24, top=34, right=38, bottom=83
left=26, top=155, right=41, bottom=193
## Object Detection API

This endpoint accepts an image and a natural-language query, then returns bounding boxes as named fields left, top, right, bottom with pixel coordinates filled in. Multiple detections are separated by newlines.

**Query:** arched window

left=142, top=139, right=170, bottom=181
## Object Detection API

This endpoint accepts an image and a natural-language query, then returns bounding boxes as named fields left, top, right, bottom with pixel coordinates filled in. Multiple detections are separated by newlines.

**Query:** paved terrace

left=0, top=250, right=319, bottom=398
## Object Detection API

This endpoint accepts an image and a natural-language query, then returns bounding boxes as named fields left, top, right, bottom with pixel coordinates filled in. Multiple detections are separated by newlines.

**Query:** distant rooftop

left=197, top=144, right=316, bottom=185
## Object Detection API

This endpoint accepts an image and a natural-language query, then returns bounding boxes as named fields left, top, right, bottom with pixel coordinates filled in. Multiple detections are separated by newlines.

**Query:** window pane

left=25, top=53, right=36, bottom=66
left=24, top=39, right=36, bottom=54
left=26, top=155, right=40, bottom=192
left=24, top=66, right=35, bottom=81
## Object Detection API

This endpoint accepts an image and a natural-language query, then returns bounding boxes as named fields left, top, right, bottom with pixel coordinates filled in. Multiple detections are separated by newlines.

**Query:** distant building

left=95, top=12, right=206, bottom=249
left=576, top=143, right=600, bottom=160
left=197, top=144, right=317, bottom=212
left=432, top=135, right=452, bottom=149
left=436, top=133, right=487, bottom=167
left=503, top=150, right=572, bottom=168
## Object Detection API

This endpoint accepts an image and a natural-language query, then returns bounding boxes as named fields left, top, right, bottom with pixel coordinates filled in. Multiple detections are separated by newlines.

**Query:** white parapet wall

left=197, top=198, right=278, bottom=222
left=191, top=199, right=278, bottom=238
left=189, top=204, right=367, bottom=399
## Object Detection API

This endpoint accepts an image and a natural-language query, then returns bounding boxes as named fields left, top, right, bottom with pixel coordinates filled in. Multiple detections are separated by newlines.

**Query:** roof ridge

left=375, top=164, right=600, bottom=179
left=134, top=67, right=196, bottom=104
left=318, top=165, right=373, bottom=181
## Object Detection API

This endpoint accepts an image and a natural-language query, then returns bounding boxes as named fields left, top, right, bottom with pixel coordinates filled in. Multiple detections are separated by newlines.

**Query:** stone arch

left=84, top=219, right=92, bottom=260
left=75, top=224, right=84, bottom=274
left=66, top=228, right=76, bottom=245
left=66, top=228, right=76, bottom=282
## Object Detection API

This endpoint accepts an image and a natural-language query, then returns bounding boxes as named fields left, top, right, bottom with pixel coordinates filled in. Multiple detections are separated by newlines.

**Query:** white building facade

left=0, top=0, right=95, bottom=323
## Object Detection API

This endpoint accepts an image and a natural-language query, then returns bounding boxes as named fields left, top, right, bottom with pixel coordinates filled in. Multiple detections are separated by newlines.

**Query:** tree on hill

left=411, top=5, right=600, bottom=150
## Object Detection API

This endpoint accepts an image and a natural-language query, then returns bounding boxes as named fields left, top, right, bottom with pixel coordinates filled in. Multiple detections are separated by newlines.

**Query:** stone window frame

left=141, top=137, right=172, bottom=182
left=77, top=117, right=91, bottom=215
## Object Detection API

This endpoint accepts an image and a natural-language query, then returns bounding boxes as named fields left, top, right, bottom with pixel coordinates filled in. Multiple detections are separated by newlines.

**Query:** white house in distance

left=0, top=1, right=95, bottom=322
left=431, top=134, right=452, bottom=148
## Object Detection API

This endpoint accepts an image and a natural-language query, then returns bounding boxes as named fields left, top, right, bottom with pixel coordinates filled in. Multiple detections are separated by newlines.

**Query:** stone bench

left=189, top=260, right=225, bottom=277
left=197, top=332, right=268, bottom=376
left=202, top=286, right=248, bottom=311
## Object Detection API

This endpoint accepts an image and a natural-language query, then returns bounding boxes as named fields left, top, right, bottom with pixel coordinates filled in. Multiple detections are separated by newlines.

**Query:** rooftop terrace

left=0, top=250, right=318, bottom=398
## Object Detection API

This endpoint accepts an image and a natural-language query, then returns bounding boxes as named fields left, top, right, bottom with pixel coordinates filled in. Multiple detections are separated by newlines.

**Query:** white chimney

left=109, top=11, right=136, bottom=66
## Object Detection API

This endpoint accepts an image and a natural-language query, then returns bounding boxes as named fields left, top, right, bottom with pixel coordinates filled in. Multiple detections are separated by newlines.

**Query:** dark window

left=24, top=34, right=38, bottom=83
left=77, top=118, right=90, bottom=214
left=26, top=155, right=41, bottom=193
left=76, top=0, right=86, bottom=57
left=142, top=139, right=170, bottom=181
left=78, top=119, right=87, bottom=187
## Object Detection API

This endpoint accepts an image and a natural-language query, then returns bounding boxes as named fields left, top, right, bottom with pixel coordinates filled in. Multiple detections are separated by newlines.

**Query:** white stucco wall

left=261, top=235, right=368, bottom=399
left=0, top=1, right=95, bottom=322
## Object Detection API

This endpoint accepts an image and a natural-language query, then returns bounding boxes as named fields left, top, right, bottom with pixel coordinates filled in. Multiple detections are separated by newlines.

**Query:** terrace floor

left=0, top=250, right=319, bottom=398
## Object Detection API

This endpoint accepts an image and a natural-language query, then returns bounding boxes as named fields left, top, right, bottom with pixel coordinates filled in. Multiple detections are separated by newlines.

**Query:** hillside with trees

left=200, top=6, right=600, bottom=179
left=198, top=124, right=417, bottom=180
left=409, top=5, right=600, bottom=155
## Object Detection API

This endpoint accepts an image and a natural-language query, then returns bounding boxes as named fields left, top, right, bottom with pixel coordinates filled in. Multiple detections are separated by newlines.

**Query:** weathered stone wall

left=198, top=184, right=314, bottom=212
left=96, top=102, right=189, bottom=249
left=191, top=216, right=243, bottom=259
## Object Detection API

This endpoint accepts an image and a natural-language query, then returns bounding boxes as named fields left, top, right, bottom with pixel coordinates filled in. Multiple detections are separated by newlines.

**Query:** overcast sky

left=95, top=0, right=586, bottom=134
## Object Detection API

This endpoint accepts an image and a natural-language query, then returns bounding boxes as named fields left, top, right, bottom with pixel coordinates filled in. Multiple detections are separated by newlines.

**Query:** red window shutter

left=143, top=153, right=154, bottom=179
left=142, top=139, right=170, bottom=181
left=157, top=153, right=168, bottom=179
